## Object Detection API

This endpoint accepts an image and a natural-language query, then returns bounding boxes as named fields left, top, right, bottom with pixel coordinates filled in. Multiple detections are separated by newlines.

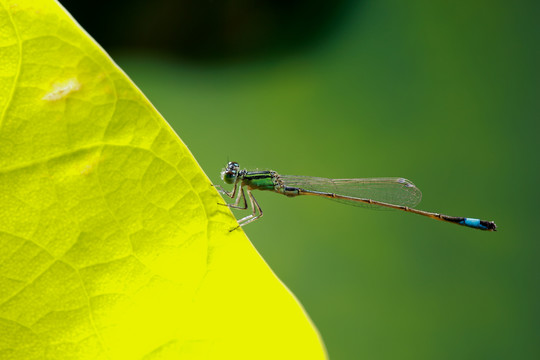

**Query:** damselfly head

left=221, top=161, right=240, bottom=184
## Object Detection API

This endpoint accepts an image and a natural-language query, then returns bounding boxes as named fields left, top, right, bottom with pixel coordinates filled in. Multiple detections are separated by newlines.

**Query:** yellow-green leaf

left=0, top=1, right=327, bottom=359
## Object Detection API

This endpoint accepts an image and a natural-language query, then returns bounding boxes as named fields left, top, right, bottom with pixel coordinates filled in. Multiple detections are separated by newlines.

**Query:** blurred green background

left=61, top=0, right=539, bottom=359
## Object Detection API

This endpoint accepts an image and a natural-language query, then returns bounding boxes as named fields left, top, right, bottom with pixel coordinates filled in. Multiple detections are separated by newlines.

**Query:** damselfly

left=217, top=161, right=496, bottom=231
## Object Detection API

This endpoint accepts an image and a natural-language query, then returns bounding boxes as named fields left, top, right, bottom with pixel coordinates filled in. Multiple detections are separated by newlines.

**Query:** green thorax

left=242, top=171, right=278, bottom=191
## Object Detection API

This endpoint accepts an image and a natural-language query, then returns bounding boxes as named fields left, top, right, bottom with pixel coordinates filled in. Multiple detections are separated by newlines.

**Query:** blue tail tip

left=461, top=218, right=497, bottom=231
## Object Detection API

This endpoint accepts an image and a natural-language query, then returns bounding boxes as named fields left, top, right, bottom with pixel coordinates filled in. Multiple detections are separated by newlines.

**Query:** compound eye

left=223, top=170, right=236, bottom=184
left=226, top=161, right=239, bottom=171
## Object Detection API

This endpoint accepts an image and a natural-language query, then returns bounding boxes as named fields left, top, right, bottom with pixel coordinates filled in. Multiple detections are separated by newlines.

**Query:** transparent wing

left=279, top=175, right=422, bottom=209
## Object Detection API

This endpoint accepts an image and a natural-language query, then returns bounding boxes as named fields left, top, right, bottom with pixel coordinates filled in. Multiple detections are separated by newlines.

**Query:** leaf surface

left=0, top=1, right=326, bottom=359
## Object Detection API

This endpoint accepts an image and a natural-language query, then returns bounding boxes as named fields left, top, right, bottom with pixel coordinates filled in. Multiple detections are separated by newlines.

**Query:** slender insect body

left=218, top=161, right=497, bottom=231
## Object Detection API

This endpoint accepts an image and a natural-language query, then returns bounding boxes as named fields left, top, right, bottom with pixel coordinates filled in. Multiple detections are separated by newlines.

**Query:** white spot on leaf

left=42, top=78, right=81, bottom=101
